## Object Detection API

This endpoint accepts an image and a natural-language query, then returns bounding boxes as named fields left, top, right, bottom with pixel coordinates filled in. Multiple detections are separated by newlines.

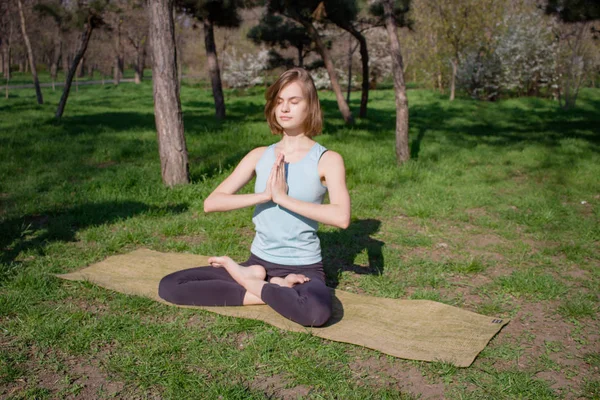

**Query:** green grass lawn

left=1, top=81, right=599, bottom=399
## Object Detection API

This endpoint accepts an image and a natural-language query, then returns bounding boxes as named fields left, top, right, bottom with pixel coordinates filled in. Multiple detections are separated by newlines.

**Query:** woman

left=158, top=68, right=351, bottom=327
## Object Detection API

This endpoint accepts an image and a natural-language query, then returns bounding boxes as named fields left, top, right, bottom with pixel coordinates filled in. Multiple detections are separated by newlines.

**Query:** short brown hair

left=264, top=68, right=323, bottom=137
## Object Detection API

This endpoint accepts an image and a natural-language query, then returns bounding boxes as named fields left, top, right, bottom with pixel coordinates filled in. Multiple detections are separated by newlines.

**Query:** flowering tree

left=545, top=0, right=600, bottom=108
left=222, top=48, right=269, bottom=88
left=457, top=8, right=558, bottom=100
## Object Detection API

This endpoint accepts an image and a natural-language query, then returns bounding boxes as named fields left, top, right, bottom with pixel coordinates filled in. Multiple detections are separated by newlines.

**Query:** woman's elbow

left=337, top=215, right=351, bottom=229
left=203, top=198, right=216, bottom=213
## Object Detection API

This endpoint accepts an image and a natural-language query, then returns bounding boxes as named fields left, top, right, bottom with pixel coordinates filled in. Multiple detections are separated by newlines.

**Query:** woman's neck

left=278, top=133, right=314, bottom=152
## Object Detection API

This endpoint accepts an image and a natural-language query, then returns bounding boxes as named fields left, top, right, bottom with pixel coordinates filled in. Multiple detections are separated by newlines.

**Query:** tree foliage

left=247, top=13, right=312, bottom=67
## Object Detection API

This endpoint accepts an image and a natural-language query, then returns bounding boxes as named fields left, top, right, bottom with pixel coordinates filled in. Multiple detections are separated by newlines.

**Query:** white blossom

left=222, top=48, right=270, bottom=88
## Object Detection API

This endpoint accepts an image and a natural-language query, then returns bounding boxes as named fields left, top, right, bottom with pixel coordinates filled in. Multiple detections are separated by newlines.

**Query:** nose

left=281, top=101, right=290, bottom=112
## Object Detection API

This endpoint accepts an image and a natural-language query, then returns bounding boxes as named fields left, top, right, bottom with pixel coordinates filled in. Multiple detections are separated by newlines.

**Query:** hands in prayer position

left=265, top=152, right=288, bottom=205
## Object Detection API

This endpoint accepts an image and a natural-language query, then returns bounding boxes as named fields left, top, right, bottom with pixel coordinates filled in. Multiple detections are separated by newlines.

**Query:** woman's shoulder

left=246, top=146, right=271, bottom=160
left=318, top=148, right=345, bottom=173
left=320, top=149, right=344, bottom=164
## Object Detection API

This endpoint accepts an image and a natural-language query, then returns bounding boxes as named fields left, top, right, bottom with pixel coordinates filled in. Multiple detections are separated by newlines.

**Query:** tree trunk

left=133, top=40, right=145, bottom=84
left=148, top=0, right=189, bottom=186
left=113, top=18, right=123, bottom=85
left=4, top=14, right=11, bottom=98
left=17, top=0, right=43, bottom=104
left=298, top=45, right=304, bottom=68
left=301, top=19, right=354, bottom=125
left=50, top=36, right=61, bottom=91
left=450, top=58, right=457, bottom=101
left=55, top=18, right=94, bottom=119
left=2, top=26, right=11, bottom=80
left=203, top=19, right=225, bottom=119
left=564, top=23, right=587, bottom=110
left=335, top=21, right=369, bottom=118
left=346, top=33, right=353, bottom=104
left=134, top=56, right=142, bottom=84
left=62, top=48, right=69, bottom=75
left=139, top=41, right=146, bottom=81
left=78, top=56, right=85, bottom=78
left=383, top=0, right=409, bottom=164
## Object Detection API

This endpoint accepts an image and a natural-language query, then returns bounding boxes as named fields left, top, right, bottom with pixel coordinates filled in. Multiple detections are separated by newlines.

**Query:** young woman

left=158, top=68, right=351, bottom=327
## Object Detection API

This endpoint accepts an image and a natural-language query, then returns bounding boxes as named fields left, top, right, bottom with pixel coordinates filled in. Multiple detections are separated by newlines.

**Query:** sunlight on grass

left=1, top=84, right=599, bottom=398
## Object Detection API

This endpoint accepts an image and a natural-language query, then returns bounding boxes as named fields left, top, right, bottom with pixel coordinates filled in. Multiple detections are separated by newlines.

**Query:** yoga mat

left=57, top=248, right=508, bottom=367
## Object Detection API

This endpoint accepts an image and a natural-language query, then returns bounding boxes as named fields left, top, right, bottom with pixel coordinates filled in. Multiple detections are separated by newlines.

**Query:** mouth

left=279, top=116, right=292, bottom=121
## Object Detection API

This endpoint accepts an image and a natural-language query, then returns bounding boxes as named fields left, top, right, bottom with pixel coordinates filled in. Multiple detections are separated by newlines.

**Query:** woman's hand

left=270, top=152, right=288, bottom=204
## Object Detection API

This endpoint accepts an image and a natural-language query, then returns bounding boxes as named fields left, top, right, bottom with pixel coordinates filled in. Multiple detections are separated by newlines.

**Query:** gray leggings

left=158, top=253, right=332, bottom=327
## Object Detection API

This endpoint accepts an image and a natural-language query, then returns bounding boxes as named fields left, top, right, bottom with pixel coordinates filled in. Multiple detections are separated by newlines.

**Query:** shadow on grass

left=47, top=100, right=266, bottom=137
left=0, top=201, right=188, bottom=272
left=321, top=95, right=600, bottom=153
left=321, top=218, right=384, bottom=289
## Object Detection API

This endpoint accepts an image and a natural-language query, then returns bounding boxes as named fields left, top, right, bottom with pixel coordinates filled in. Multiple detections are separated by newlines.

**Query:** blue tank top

left=251, top=142, right=328, bottom=265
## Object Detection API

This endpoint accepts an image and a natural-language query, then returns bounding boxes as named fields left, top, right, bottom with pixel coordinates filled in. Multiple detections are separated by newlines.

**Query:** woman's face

left=275, top=81, right=309, bottom=134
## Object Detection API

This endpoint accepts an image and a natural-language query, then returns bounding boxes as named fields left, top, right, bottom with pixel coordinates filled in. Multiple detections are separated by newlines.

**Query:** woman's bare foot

left=208, top=256, right=266, bottom=284
left=208, top=256, right=269, bottom=305
left=270, top=274, right=310, bottom=288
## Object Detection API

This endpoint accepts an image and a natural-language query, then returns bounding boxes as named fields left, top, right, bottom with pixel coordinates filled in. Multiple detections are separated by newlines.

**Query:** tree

left=322, top=0, right=370, bottom=117
left=177, top=0, right=245, bottom=120
left=420, top=0, right=485, bottom=101
left=124, top=0, right=148, bottom=83
left=55, top=1, right=107, bottom=119
left=1, top=0, right=15, bottom=90
left=247, top=13, right=312, bottom=68
left=17, top=0, right=44, bottom=104
left=545, top=0, right=600, bottom=108
left=148, top=0, right=189, bottom=186
left=35, top=0, right=71, bottom=90
left=378, top=0, right=409, bottom=164
left=268, top=0, right=354, bottom=124
left=545, top=0, right=600, bottom=23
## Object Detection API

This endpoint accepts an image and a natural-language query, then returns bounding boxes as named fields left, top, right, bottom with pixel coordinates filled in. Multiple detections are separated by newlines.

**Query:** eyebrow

left=277, top=96, right=303, bottom=100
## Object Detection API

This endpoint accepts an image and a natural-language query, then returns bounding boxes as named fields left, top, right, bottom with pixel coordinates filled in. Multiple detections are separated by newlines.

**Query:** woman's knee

left=158, top=273, right=180, bottom=303
left=295, top=301, right=332, bottom=327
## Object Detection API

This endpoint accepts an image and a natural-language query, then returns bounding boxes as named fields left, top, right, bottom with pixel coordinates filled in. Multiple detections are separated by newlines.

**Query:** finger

left=267, top=163, right=276, bottom=183
left=208, top=256, right=224, bottom=265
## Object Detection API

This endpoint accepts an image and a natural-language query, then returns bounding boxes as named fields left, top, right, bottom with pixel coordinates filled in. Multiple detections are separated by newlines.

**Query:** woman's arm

left=272, top=151, right=351, bottom=229
left=204, top=147, right=271, bottom=213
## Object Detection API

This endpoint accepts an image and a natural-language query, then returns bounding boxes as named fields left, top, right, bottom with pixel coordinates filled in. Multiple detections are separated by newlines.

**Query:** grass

left=0, top=79, right=599, bottom=399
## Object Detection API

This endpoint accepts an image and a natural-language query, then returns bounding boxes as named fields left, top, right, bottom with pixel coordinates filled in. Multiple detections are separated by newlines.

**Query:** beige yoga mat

left=57, top=248, right=508, bottom=367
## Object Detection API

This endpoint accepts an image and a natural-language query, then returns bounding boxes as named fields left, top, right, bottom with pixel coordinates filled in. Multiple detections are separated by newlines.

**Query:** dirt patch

left=465, top=208, right=491, bottom=222
left=484, top=300, right=600, bottom=396
left=248, top=373, right=311, bottom=399
left=467, top=234, right=505, bottom=249
left=401, top=246, right=452, bottom=263
left=388, top=215, right=429, bottom=234
left=349, top=355, right=445, bottom=399
left=66, top=295, right=110, bottom=315
left=483, top=264, right=515, bottom=279
left=442, top=274, right=495, bottom=309
left=468, top=249, right=506, bottom=262
left=562, top=267, right=590, bottom=280
left=185, top=313, right=217, bottom=330
left=0, top=340, right=136, bottom=400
